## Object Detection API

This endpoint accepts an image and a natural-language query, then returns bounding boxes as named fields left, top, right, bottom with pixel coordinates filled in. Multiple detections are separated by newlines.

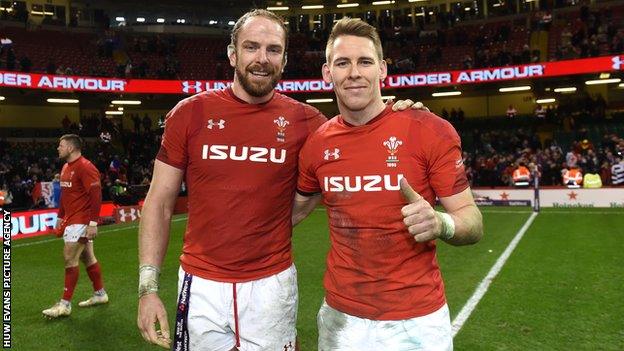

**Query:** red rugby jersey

left=157, top=88, right=326, bottom=282
left=298, top=106, right=468, bottom=320
left=58, top=156, right=102, bottom=225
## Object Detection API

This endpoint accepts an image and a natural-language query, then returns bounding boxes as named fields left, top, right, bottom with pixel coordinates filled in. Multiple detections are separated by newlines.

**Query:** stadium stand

left=0, top=0, right=622, bottom=211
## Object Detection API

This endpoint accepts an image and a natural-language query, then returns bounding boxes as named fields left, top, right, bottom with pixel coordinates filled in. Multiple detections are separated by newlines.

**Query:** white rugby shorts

left=317, top=300, right=453, bottom=351
left=63, top=224, right=89, bottom=243
left=173, top=265, right=298, bottom=351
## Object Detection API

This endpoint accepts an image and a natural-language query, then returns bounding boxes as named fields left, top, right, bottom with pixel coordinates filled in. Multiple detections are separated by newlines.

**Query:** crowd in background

left=554, top=3, right=624, bottom=61
left=1, top=1, right=621, bottom=80
left=463, top=128, right=624, bottom=187
left=0, top=113, right=163, bottom=210
left=1, top=106, right=622, bottom=211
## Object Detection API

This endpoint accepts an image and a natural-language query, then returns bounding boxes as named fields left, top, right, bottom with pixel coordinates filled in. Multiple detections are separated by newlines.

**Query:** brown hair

left=325, top=17, right=383, bottom=63
left=60, top=134, right=82, bottom=150
left=229, top=9, right=289, bottom=56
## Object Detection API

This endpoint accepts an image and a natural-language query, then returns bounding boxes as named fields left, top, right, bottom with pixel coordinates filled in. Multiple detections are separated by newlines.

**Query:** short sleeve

left=427, top=120, right=469, bottom=197
left=156, top=100, right=191, bottom=170
left=297, top=137, right=321, bottom=195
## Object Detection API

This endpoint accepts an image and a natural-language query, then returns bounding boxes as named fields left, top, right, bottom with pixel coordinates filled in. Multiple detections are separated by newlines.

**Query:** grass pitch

left=11, top=207, right=624, bottom=350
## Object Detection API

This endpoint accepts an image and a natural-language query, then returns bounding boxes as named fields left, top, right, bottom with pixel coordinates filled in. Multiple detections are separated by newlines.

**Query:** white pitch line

left=316, top=207, right=621, bottom=215
left=451, top=211, right=539, bottom=338
left=13, top=216, right=188, bottom=248
left=479, top=209, right=621, bottom=215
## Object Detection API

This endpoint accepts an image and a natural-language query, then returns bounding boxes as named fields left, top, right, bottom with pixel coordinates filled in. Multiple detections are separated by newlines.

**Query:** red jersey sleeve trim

left=155, top=154, right=186, bottom=170
left=296, top=188, right=320, bottom=197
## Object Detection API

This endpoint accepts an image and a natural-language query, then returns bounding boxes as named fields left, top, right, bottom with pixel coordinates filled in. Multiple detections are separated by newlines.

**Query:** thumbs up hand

left=400, top=178, right=442, bottom=242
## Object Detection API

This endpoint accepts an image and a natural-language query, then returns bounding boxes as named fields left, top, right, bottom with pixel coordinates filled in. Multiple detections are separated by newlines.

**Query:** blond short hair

left=325, top=18, right=383, bottom=63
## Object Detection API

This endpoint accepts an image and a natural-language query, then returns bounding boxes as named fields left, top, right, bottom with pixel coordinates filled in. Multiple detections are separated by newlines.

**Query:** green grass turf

left=454, top=208, right=624, bottom=350
left=10, top=208, right=624, bottom=350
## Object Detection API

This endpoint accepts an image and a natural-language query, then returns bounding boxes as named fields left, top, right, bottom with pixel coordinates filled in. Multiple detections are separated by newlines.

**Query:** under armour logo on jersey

left=455, top=158, right=464, bottom=168
left=613, top=56, right=623, bottom=70
left=182, top=80, right=203, bottom=94
left=324, top=148, right=340, bottom=160
left=207, top=119, right=225, bottom=129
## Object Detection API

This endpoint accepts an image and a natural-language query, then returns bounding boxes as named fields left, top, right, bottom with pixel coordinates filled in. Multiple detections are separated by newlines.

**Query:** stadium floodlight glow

left=209, top=20, right=217, bottom=25
left=136, top=17, right=145, bottom=23
left=554, top=87, right=577, bottom=93
left=585, top=78, right=621, bottom=85
left=306, top=98, right=334, bottom=103
left=337, top=3, right=359, bottom=8
left=599, top=73, right=610, bottom=79
left=31, top=10, right=54, bottom=15
left=0, top=96, right=5, bottom=101
left=176, top=18, right=186, bottom=24
left=464, top=7, right=471, bottom=11
left=157, top=18, right=165, bottom=23
left=105, top=111, right=123, bottom=115
left=115, top=17, right=125, bottom=22
left=302, top=5, right=324, bottom=9
left=408, top=0, right=428, bottom=2
left=47, top=98, right=79, bottom=104
left=432, top=91, right=461, bottom=97
left=372, top=1, right=395, bottom=5
left=493, top=2, right=501, bottom=6
left=228, top=20, right=235, bottom=25
left=117, top=107, right=124, bottom=111
left=499, top=86, right=531, bottom=92
left=111, top=100, right=142, bottom=105
left=536, top=98, right=556, bottom=104
left=619, top=83, right=624, bottom=88
left=267, top=6, right=289, bottom=10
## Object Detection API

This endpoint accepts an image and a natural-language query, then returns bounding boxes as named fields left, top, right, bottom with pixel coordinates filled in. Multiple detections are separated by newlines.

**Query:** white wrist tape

left=138, top=264, right=160, bottom=298
left=436, top=212, right=455, bottom=240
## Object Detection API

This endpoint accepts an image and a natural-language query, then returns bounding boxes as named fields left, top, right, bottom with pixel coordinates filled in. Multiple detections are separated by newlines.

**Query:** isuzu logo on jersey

left=274, top=116, right=289, bottom=142
left=323, top=174, right=404, bottom=192
left=323, top=148, right=340, bottom=160
left=383, top=136, right=402, bottom=168
left=207, top=119, right=225, bottom=129
left=201, top=145, right=286, bottom=164
left=613, top=56, right=623, bottom=70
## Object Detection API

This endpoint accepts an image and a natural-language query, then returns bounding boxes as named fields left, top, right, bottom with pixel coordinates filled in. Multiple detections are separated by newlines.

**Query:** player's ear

left=322, top=63, right=332, bottom=84
left=227, top=44, right=236, bottom=68
left=379, top=59, right=388, bottom=80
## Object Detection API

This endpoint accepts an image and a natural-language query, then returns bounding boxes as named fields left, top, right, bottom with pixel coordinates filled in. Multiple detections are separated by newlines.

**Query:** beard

left=235, top=62, right=282, bottom=98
